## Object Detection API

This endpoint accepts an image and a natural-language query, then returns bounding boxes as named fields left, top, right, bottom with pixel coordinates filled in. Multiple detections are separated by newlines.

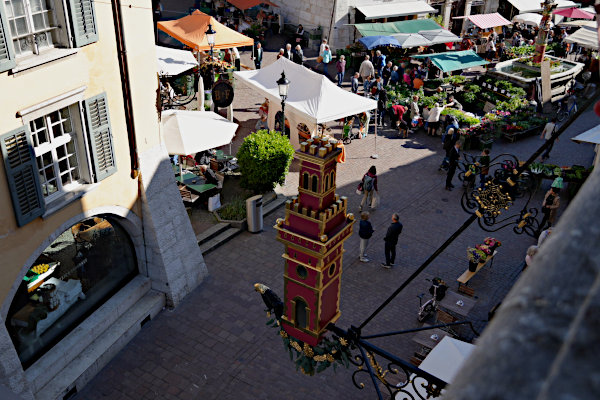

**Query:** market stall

left=456, top=12, right=512, bottom=30
left=354, top=19, right=442, bottom=37
left=226, top=0, right=279, bottom=10
left=234, top=57, right=377, bottom=148
left=565, top=26, right=599, bottom=50
left=412, top=50, right=489, bottom=73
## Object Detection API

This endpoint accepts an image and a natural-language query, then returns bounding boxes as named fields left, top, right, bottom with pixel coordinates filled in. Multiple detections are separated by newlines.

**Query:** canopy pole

left=179, top=155, right=183, bottom=177
left=371, top=108, right=378, bottom=159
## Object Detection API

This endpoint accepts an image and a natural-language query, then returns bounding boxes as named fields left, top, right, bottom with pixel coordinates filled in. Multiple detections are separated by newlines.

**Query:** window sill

left=11, top=48, right=79, bottom=74
left=42, top=183, right=100, bottom=219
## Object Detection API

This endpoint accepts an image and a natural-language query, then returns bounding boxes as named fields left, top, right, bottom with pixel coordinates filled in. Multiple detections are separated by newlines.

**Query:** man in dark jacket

left=382, top=213, right=403, bottom=269
left=446, top=141, right=461, bottom=191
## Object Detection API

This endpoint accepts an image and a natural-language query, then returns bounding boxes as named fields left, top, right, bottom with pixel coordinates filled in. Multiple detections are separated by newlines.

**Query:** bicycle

left=557, top=94, right=578, bottom=122
left=417, top=278, right=448, bottom=322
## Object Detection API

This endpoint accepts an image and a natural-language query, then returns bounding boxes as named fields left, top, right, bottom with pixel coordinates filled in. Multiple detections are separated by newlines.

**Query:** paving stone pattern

left=76, top=15, right=600, bottom=399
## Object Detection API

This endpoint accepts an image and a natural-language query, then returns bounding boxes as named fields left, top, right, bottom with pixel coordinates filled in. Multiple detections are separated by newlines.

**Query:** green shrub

left=216, top=196, right=247, bottom=221
left=237, top=129, right=295, bottom=193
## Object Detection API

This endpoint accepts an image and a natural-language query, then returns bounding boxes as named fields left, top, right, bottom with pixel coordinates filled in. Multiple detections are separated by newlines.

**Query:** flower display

left=467, top=247, right=488, bottom=263
left=484, top=237, right=502, bottom=249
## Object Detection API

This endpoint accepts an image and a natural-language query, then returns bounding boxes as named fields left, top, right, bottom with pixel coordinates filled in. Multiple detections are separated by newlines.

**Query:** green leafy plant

left=444, top=75, right=466, bottom=85
left=216, top=196, right=247, bottom=221
left=237, top=129, right=295, bottom=193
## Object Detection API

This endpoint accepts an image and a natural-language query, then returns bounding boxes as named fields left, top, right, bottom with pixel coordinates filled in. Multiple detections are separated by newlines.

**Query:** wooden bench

left=456, top=250, right=497, bottom=296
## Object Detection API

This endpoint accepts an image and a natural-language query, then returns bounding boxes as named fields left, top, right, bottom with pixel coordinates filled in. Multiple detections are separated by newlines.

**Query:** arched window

left=302, top=173, right=309, bottom=190
left=311, top=175, right=318, bottom=192
left=294, top=298, right=308, bottom=328
left=325, top=175, right=329, bottom=191
left=5, top=216, right=137, bottom=368
left=330, top=171, right=335, bottom=188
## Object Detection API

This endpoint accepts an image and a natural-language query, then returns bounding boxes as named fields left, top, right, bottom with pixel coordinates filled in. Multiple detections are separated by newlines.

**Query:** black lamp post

left=277, top=71, right=290, bottom=136
left=205, top=23, right=216, bottom=58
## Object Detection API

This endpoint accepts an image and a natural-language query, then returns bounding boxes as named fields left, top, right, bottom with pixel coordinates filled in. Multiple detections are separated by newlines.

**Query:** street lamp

left=205, top=23, right=216, bottom=57
left=277, top=71, right=290, bottom=136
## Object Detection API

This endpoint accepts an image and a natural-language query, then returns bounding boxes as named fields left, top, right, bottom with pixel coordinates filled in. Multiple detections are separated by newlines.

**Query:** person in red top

left=391, top=104, right=408, bottom=137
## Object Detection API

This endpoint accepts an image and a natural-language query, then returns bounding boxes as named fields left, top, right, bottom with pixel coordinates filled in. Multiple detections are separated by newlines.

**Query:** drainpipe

left=111, top=0, right=140, bottom=179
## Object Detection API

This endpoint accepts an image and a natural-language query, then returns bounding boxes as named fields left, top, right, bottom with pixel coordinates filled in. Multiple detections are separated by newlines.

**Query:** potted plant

left=467, top=247, right=487, bottom=271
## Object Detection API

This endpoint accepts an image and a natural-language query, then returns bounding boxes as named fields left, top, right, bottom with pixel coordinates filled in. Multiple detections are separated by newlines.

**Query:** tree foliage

left=237, top=129, right=295, bottom=193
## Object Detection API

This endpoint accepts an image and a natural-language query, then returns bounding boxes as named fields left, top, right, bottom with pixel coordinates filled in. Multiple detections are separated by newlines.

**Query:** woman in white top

left=427, top=103, right=444, bottom=136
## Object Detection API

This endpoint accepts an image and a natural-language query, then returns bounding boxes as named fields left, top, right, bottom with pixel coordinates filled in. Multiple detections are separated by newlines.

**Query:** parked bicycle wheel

left=557, top=110, right=569, bottom=122
left=417, top=302, right=435, bottom=322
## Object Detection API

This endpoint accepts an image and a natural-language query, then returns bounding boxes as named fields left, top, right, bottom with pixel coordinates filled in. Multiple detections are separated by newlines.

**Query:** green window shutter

left=0, top=127, right=46, bottom=227
left=67, top=0, right=98, bottom=47
left=84, top=93, right=117, bottom=181
left=0, top=1, right=16, bottom=73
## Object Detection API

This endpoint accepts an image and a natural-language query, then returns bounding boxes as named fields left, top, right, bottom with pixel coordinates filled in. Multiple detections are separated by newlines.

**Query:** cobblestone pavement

left=76, top=6, right=600, bottom=399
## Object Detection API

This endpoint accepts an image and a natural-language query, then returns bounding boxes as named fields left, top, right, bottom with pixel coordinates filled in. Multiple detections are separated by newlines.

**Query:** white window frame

left=30, top=105, right=82, bottom=202
left=4, top=0, right=59, bottom=57
left=18, top=86, right=95, bottom=205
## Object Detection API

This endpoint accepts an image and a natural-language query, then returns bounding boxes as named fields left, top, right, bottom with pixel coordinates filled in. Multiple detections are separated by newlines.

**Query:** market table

left=438, top=291, right=476, bottom=318
left=176, top=173, right=217, bottom=194
left=412, top=325, right=450, bottom=350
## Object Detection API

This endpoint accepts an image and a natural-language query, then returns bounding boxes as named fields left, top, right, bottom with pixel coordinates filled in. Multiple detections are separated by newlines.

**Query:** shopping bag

left=356, top=183, right=363, bottom=195
left=371, top=192, right=379, bottom=208
left=208, top=194, right=221, bottom=211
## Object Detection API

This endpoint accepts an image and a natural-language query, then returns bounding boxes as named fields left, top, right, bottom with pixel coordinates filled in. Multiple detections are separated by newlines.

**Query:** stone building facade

left=0, top=0, right=206, bottom=398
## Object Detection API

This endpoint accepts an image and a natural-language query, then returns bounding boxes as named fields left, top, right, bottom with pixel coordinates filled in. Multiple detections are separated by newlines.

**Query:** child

left=358, top=212, right=374, bottom=262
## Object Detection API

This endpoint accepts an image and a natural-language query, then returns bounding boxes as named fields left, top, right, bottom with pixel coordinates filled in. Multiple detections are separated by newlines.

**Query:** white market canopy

left=558, top=19, right=596, bottom=28
left=418, top=29, right=461, bottom=45
left=161, top=110, right=238, bottom=155
left=565, top=26, right=599, bottom=50
left=572, top=124, right=600, bottom=145
left=234, top=57, right=377, bottom=125
left=512, top=13, right=554, bottom=28
left=156, top=45, right=198, bottom=76
left=356, top=0, right=435, bottom=20
left=393, top=336, right=475, bottom=399
left=419, top=336, right=476, bottom=383
left=507, top=0, right=578, bottom=13
left=391, top=32, right=432, bottom=48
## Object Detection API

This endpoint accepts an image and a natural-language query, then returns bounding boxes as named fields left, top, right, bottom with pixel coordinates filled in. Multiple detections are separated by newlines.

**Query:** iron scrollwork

left=459, top=153, right=541, bottom=237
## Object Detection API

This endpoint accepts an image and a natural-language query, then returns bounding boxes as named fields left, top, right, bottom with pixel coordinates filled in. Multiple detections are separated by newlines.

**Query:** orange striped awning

left=158, top=10, right=254, bottom=51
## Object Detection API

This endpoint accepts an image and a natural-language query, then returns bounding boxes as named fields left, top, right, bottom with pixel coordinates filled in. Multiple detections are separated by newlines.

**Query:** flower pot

left=468, top=260, right=478, bottom=272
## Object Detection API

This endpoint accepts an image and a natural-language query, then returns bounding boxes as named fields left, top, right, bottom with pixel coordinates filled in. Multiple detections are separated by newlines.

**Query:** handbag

left=356, top=183, right=363, bottom=195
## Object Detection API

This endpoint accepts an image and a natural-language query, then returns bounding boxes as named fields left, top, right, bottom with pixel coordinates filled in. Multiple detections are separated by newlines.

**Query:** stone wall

left=138, top=143, right=209, bottom=307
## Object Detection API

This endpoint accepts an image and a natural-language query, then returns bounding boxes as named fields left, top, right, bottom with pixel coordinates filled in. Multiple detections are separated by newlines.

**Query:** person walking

left=382, top=61, right=393, bottom=86
left=322, top=45, right=332, bottom=79
left=382, top=213, right=403, bottom=269
left=358, top=212, right=374, bottom=262
left=252, top=42, right=263, bottom=69
left=363, top=74, right=373, bottom=97
left=359, top=55, right=375, bottom=85
left=351, top=72, right=360, bottom=94
left=360, top=166, right=378, bottom=211
left=336, top=55, right=346, bottom=87
left=293, top=44, right=304, bottom=65
left=446, top=141, right=461, bottom=191
left=539, top=187, right=560, bottom=231
left=540, top=117, right=558, bottom=162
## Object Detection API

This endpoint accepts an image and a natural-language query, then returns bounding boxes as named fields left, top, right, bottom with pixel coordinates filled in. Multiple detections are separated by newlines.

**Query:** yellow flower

left=303, top=343, right=314, bottom=357
left=339, top=338, right=348, bottom=346
left=279, top=330, right=288, bottom=338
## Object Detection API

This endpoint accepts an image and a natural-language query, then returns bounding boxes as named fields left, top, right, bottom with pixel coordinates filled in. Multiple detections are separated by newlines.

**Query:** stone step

left=199, top=227, right=242, bottom=255
left=196, top=222, right=231, bottom=245
left=35, top=290, right=165, bottom=400
left=263, top=194, right=287, bottom=218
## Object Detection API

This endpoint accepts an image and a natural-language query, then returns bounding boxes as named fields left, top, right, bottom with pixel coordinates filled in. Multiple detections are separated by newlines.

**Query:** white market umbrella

left=161, top=110, right=238, bottom=175
left=419, top=336, right=476, bottom=384
left=156, top=45, right=198, bottom=76
left=391, top=33, right=432, bottom=48
left=418, top=29, right=461, bottom=45
left=572, top=125, right=600, bottom=145
left=512, top=13, right=553, bottom=28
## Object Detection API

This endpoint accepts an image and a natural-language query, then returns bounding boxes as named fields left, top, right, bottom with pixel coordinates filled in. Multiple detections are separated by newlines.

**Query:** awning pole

left=371, top=107, right=378, bottom=159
